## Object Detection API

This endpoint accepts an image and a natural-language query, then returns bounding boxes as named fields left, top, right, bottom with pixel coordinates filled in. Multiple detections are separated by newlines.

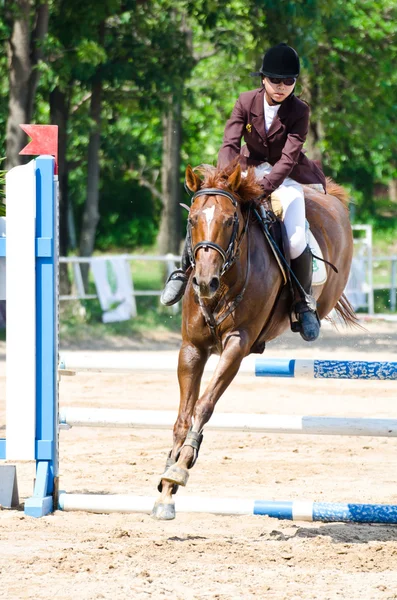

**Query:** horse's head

left=185, top=163, right=248, bottom=300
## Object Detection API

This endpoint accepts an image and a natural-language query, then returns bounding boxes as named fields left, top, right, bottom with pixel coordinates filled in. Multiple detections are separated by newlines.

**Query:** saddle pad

left=306, top=226, right=327, bottom=286
left=270, top=195, right=327, bottom=287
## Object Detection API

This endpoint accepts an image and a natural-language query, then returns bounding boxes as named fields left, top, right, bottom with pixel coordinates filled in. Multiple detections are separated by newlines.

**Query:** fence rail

left=58, top=234, right=397, bottom=315
left=59, top=253, right=180, bottom=304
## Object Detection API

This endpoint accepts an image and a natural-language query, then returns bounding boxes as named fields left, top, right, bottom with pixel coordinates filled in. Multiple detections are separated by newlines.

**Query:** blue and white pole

left=58, top=493, right=397, bottom=524
left=255, top=358, right=397, bottom=380
left=253, top=500, right=397, bottom=523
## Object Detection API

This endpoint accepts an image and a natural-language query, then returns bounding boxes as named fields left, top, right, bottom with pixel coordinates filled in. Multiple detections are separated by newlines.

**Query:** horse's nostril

left=210, top=277, right=220, bottom=292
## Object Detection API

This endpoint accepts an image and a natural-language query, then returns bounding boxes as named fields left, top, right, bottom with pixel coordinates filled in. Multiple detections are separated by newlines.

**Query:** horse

left=152, top=162, right=356, bottom=520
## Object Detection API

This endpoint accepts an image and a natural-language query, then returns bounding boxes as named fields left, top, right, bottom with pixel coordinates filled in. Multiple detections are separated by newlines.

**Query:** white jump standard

left=256, top=358, right=397, bottom=380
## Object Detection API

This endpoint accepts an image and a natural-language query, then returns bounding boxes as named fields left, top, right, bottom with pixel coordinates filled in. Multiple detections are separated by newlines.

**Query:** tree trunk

left=26, top=1, right=49, bottom=123
left=6, top=0, right=31, bottom=169
left=389, top=180, right=397, bottom=203
left=300, top=74, right=324, bottom=164
left=50, top=86, right=71, bottom=296
left=157, top=94, right=182, bottom=255
left=6, top=0, right=49, bottom=169
left=78, top=78, right=102, bottom=286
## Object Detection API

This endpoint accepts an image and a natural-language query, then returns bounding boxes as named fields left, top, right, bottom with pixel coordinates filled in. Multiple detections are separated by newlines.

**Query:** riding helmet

left=253, top=42, right=300, bottom=79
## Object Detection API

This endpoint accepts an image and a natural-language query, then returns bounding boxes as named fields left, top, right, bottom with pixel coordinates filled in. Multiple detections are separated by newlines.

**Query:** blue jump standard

left=0, top=157, right=58, bottom=517
left=253, top=501, right=397, bottom=523
left=255, top=358, right=397, bottom=381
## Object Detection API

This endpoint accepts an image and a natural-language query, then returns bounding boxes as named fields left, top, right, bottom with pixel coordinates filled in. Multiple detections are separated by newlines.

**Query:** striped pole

left=58, top=493, right=397, bottom=524
left=255, top=358, right=397, bottom=380
left=59, top=408, right=397, bottom=437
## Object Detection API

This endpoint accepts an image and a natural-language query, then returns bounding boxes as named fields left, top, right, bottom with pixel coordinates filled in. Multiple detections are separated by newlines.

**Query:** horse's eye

left=225, top=217, right=234, bottom=227
left=188, top=216, right=196, bottom=227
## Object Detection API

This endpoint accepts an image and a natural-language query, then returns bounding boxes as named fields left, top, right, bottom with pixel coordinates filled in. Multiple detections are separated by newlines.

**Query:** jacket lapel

left=266, top=112, right=283, bottom=138
left=250, top=88, right=267, bottom=142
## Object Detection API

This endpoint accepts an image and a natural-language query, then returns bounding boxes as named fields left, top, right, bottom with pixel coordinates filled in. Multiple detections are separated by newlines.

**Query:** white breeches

left=255, top=162, right=307, bottom=260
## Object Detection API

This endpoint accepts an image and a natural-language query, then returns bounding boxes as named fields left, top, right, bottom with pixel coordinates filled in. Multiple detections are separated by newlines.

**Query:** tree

left=5, top=0, right=49, bottom=170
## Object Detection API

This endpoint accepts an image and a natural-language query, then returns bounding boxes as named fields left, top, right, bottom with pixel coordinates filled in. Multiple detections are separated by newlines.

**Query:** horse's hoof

left=151, top=501, right=176, bottom=520
left=161, top=464, right=190, bottom=487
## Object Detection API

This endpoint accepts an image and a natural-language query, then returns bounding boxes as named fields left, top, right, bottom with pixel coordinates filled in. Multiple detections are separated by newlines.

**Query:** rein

left=184, top=186, right=251, bottom=339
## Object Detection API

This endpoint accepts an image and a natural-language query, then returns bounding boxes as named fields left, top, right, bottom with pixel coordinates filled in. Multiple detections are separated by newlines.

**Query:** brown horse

left=152, top=162, right=356, bottom=520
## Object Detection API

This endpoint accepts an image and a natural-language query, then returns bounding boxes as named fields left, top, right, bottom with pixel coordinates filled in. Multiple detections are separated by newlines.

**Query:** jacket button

left=262, top=142, right=267, bottom=147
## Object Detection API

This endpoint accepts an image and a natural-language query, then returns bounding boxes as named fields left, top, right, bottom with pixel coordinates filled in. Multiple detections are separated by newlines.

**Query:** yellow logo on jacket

left=246, top=123, right=252, bottom=133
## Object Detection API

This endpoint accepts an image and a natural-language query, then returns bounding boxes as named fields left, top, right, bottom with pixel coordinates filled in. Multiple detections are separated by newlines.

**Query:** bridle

left=186, top=187, right=245, bottom=277
left=183, top=184, right=253, bottom=341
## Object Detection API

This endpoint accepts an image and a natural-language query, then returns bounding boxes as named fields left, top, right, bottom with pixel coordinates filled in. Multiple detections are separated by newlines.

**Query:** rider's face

left=263, top=77, right=295, bottom=104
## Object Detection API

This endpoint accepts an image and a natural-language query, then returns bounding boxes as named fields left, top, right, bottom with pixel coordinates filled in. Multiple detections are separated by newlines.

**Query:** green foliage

left=96, top=177, right=158, bottom=249
left=1, top=0, right=396, bottom=249
left=76, top=40, right=107, bottom=67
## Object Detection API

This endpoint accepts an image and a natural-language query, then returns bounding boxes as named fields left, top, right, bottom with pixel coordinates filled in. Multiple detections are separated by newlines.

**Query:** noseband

left=187, top=188, right=241, bottom=276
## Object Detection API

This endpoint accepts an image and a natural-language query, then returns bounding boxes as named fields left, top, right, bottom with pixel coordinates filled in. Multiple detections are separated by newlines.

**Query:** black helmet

left=257, top=43, right=300, bottom=78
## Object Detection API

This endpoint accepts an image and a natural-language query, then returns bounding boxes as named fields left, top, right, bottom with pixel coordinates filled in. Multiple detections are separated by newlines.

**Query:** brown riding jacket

left=217, top=87, right=326, bottom=196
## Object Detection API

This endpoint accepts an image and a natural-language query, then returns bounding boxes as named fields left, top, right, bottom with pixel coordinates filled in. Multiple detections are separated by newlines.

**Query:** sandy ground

left=1, top=322, right=397, bottom=599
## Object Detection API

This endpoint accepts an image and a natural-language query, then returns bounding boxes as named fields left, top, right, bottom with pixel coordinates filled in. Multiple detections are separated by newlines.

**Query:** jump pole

left=59, top=408, right=397, bottom=437
left=59, top=357, right=397, bottom=380
left=256, top=358, right=397, bottom=380
left=58, top=493, right=397, bottom=524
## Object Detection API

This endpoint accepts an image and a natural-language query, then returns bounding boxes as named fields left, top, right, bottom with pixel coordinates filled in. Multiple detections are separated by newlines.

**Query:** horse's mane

left=194, top=164, right=350, bottom=208
left=194, top=162, right=263, bottom=205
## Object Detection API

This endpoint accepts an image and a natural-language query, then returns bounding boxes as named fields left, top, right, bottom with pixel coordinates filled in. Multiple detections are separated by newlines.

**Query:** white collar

left=264, top=96, right=281, bottom=112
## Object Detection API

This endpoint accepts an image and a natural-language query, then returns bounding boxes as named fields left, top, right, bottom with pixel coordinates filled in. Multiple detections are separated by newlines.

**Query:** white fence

left=59, top=225, right=396, bottom=317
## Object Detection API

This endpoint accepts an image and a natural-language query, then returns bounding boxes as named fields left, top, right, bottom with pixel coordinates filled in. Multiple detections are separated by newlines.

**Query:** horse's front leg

left=151, top=341, right=208, bottom=520
left=161, top=331, right=250, bottom=488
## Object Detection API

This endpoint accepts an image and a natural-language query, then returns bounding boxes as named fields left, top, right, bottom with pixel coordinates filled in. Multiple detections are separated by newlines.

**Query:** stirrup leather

left=164, top=269, right=188, bottom=285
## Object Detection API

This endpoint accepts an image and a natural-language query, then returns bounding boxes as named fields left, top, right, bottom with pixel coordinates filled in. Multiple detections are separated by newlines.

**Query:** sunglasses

left=268, top=77, right=296, bottom=86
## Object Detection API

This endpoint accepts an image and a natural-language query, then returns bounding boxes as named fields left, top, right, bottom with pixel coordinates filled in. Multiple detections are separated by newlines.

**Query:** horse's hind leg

left=152, top=341, right=208, bottom=520
left=162, top=332, right=250, bottom=488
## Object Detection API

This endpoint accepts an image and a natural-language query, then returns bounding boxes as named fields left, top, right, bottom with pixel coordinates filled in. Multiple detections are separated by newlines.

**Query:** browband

left=192, top=188, right=237, bottom=207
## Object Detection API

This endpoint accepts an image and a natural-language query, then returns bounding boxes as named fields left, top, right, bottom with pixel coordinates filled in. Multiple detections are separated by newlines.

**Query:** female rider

left=161, top=43, right=326, bottom=342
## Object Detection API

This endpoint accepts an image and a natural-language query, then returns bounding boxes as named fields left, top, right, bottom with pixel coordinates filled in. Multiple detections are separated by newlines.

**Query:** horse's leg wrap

left=161, top=429, right=204, bottom=487
left=157, top=451, right=179, bottom=494
left=182, top=429, right=204, bottom=469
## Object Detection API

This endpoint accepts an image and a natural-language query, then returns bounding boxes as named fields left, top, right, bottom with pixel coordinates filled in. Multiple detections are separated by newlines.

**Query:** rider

left=161, top=43, right=326, bottom=342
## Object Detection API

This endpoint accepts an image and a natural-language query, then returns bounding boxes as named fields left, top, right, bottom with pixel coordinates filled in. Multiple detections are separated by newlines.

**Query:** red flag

left=19, top=124, right=58, bottom=173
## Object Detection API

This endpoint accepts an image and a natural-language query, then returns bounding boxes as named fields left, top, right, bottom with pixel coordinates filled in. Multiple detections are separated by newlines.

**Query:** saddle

left=256, top=198, right=290, bottom=287
left=259, top=197, right=328, bottom=288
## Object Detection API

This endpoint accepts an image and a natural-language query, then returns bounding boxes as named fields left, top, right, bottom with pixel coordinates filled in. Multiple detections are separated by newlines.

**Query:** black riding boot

left=160, top=237, right=190, bottom=306
left=290, top=245, right=320, bottom=342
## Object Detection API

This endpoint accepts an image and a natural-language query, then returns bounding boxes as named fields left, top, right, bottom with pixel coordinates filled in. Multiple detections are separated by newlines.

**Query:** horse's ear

left=185, top=165, right=201, bottom=192
left=227, top=164, right=242, bottom=191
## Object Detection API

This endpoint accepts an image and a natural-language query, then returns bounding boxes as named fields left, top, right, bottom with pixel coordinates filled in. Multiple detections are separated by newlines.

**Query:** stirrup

left=292, top=299, right=321, bottom=342
left=160, top=269, right=188, bottom=306
left=294, top=295, right=317, bottom=315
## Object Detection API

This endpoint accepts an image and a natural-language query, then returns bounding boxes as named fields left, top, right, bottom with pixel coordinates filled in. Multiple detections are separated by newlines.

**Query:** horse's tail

left=331, top=293, right=364, bottom=329
left=326, top=178, right=349, bottom=207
